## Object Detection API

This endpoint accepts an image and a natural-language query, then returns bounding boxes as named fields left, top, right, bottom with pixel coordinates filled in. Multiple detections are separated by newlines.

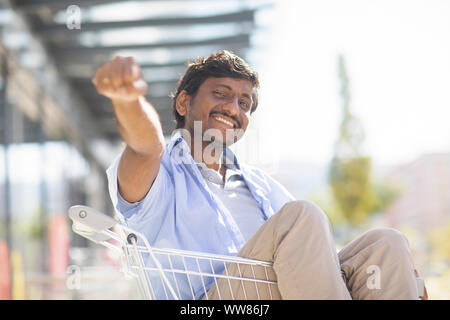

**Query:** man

left=92, top=51, right=426, bottom=300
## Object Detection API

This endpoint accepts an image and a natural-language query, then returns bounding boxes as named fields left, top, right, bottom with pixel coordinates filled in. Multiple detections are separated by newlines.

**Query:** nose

left=222, top=96, right=240, bottom=116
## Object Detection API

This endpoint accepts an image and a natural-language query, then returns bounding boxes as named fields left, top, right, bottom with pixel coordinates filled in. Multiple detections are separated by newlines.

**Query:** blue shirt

left=106, top=130, right=295, bottom=299
left=195, top=161, right=267, bottom=242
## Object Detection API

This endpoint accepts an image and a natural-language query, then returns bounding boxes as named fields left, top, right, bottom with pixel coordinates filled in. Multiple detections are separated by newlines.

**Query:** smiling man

left=92, top=51, right=426, bottom=300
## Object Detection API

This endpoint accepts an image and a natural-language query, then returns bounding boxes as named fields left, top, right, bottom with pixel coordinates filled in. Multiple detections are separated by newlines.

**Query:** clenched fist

left=92, top=56, right=148, bottom=103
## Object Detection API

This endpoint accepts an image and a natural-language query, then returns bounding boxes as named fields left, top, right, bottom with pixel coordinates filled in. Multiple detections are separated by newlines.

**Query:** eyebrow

left=215, top=84, right=252, bottom=101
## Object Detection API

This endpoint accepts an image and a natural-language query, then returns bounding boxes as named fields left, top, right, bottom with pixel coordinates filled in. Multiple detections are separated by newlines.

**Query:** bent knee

left=279, top=200, right=330, bottom=227
left=364, top=227, right=410, bottom=249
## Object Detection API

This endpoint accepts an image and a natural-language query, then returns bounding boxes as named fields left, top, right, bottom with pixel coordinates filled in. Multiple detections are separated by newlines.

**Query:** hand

left=92, top=56, right=148, bottom=103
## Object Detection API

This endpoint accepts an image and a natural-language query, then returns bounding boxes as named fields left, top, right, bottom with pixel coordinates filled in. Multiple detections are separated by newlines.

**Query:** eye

left=239, top=101, right=250, bottom=111
left=213, top=90, right=225, bottom=97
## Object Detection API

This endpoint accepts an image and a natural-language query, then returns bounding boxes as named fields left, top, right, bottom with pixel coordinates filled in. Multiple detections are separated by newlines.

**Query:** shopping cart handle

left=71, top=222, right=113, bottom=244
left=68, top=205, right=117, bottom=233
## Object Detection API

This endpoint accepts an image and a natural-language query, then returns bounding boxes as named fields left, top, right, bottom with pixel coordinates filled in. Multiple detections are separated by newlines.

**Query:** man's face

left=181, top=77, right=255, bottom=146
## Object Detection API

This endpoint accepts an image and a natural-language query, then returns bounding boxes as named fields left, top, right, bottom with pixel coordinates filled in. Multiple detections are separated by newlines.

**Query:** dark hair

left=170, top=50, right=260, bottom=129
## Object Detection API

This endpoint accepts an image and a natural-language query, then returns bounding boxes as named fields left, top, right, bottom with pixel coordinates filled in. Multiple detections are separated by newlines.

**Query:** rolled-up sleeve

left=106, top=151, right=171, bottom=222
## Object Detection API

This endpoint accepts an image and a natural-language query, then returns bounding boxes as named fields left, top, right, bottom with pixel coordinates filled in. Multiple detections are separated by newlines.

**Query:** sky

left=243, top=0, right=450, bottom=167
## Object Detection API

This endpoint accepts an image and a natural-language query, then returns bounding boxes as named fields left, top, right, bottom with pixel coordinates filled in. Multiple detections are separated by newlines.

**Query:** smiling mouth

left=211, top=114, right=236, bottom=128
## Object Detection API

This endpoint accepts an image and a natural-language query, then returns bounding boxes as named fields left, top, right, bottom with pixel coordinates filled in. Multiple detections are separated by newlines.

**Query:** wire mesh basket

left=68, top=205, right=277, bottom=300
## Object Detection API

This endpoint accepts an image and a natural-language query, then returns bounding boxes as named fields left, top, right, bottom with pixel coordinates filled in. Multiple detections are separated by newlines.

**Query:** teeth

left=214, top=116, right=234, bottom=127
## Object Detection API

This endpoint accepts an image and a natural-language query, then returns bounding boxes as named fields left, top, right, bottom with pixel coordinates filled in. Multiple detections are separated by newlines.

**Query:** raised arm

left=92, top=56, right=165, bottom=203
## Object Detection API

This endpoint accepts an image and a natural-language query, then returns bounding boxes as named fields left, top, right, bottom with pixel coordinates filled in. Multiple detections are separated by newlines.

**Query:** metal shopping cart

left=68, top=205, right=278, bottom=300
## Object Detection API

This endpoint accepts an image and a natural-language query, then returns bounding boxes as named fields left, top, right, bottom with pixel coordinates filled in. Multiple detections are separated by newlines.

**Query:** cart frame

left=68, top=205, right=277, bottom=300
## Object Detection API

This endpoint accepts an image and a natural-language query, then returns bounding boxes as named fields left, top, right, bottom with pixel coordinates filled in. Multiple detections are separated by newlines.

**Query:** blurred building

left=0, top=0, right=270, bottom=299
left=384, top=153, right=450, bottom=232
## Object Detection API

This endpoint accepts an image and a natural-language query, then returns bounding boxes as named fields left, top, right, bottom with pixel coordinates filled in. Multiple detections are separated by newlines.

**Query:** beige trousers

left=206, top=200, right=420, bottom=300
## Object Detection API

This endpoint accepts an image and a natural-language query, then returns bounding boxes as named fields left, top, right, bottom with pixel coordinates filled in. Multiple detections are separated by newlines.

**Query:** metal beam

left=73, top=87, right=172, bottom=112
left=13, top=0, right=215, bottom=13
left=76, top=85, right=178, bottom=105
left=70, top=76, right=179, bottom=87
left=50, top=33, right=251, bottom=57
left=34, top=10, right=255, bottom=36
left=53, top=45, right=249, bottom=66
left=132, top=61, right=187, bottom=69
left=12, top=0, right=120, bottom=12
left=85, top=96, right=172, bottom=113
left=70, top=78, right=179, bottom=103
left=82, top=91, right=172, bottom=102
left=60, top=61, right=188, bottom=79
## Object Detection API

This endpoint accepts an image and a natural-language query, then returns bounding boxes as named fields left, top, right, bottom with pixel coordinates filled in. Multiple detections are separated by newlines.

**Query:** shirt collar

left=167, top=129, right=186, bottom=153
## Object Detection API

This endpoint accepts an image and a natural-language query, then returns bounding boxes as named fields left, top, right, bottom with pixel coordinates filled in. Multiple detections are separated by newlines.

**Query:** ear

left=175, top=90, right=190, bottom=117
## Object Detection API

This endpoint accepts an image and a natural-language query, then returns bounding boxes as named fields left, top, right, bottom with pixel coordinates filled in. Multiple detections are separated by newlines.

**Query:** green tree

left=328, top=55, right=374, bottom=226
